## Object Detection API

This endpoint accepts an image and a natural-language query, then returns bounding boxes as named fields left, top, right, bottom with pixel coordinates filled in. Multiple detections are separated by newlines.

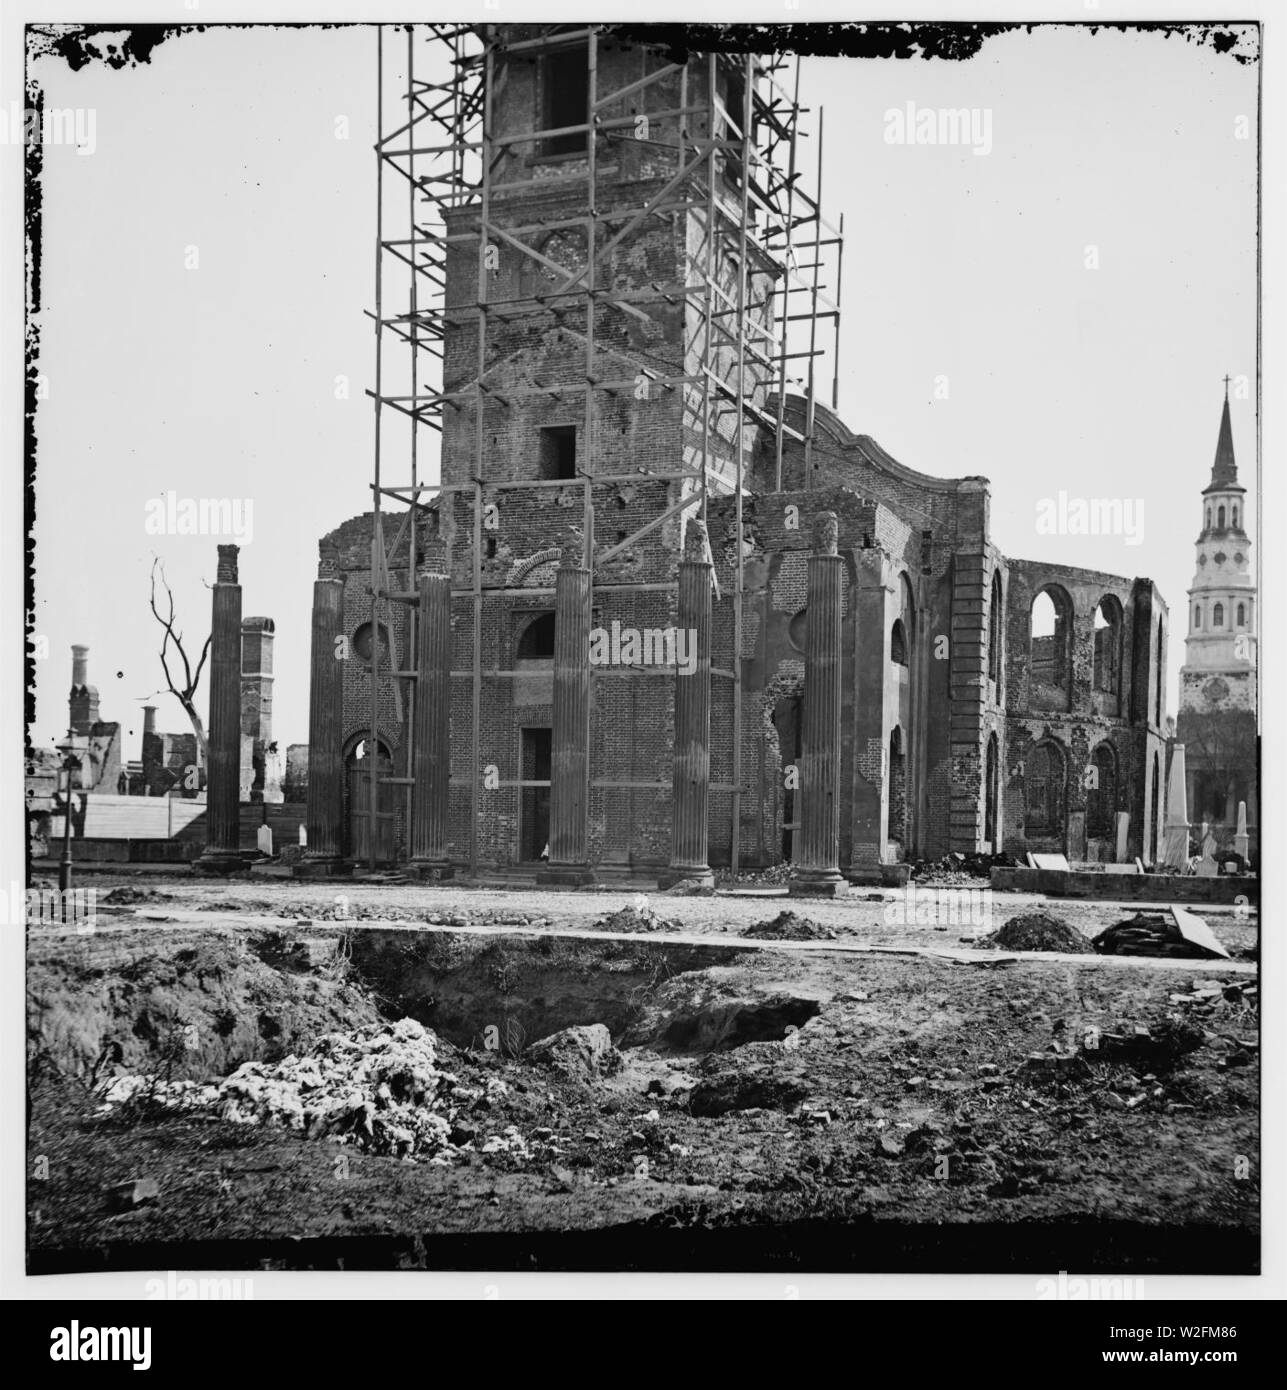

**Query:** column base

left=658, top=866, right=715, bottom=890
left=410, top=859, right=455, bottom=882
left=844, top=863, right=909, bottom=888
left=789, top=872, right=849, bottom=899
left=292, top=856, right=353, bottom=879
left=193, top=848, right=251, bottom=877
left=536, top=864, right=597, bottom=887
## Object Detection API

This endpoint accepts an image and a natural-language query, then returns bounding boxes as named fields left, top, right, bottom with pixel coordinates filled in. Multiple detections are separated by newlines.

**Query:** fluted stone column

left=791, top=513, right=848, bottom=897
left=195, top=545, right=245, bottom=874
left=849, top=550, right=892, bottom=880
left=411, top=573, right=453, bottom=879
left=538, top=554, right=595, bottom=886
left=295, top=576, right=350, bottom=877
left=660, top=519, right=713, bottom=888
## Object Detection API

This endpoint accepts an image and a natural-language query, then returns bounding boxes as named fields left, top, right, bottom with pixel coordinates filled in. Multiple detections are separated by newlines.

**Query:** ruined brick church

left=298, top=25, right=1169, bottom=883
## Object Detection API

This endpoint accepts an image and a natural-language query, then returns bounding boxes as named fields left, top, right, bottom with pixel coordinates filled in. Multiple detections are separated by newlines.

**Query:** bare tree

left=147, top=557, right=211, bottom=766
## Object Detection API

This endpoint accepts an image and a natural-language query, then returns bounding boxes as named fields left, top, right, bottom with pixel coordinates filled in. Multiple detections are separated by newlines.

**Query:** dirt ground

left=33, top=869, right=1261, bottom=956
left=26, top=877, right=1259, bottom=1273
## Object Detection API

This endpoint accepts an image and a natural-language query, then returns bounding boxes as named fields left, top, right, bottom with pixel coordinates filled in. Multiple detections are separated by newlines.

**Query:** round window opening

left=352, top=622, right=392, bottom=665
left=788, top=608, right=808, bottom=651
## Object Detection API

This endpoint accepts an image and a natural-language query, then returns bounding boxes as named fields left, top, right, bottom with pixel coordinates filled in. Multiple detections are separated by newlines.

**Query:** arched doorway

left=346, top=737, right=397, bottom=866
left=1025, top=740, right=1067, bottom=848
left=1148, top=753, right=1161, bottom=864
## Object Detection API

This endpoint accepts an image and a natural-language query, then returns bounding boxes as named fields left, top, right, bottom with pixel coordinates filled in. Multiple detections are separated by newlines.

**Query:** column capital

left=814, top=511, right=839, bottom=556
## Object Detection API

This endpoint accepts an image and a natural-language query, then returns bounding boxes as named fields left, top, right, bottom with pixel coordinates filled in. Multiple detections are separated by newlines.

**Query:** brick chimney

left=69, top=644, right=100, bottom=733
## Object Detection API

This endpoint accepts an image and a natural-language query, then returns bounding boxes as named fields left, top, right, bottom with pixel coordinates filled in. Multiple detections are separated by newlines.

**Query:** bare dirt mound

left=985, top=913, right=1092, bottom=954
left=741, top=911, right=837, bottom=942
left=525, top=1023, right=622, bottom=1080
left=592, top=903, right=680, bottom=934
left=27, top=927, right=379, bottom=1083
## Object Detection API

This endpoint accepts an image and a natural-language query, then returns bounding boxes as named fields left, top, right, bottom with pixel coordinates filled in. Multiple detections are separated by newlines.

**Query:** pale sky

left=27, top=22, right=1259, bottom=755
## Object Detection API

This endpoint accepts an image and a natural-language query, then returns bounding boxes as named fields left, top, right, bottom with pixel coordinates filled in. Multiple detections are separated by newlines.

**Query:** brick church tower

left=1176, top=382, right=1258, bottom=857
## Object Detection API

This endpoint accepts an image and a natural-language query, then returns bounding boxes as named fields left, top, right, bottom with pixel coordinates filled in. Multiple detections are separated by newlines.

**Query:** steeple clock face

left=1203, top=676, right=1229, bottom=705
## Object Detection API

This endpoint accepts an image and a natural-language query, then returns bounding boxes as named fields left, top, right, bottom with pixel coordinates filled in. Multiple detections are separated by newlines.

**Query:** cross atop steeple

left=1223, top=373, right=1231, bottom=400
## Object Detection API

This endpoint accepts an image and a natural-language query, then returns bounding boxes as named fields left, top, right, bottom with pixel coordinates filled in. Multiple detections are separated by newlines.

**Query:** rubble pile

left=592, top=901, right=681, bottom=934
left=1167, top=977, right=1258, bottom=1017
left=1092, top=911, right=1229, bottom=960
left=95, top=1018, right=516, bottom=1162
left=741, top=911, right=837, bottom=942
left=298, top=902, right=551, bottom=928
left=912, top=850, right=1017, bottom=884
left=1022, top=1016, right=1210, bottom=1083
left=984, top=913, right=1093, bottom=955
left=100, top=886, right=175, bottom=907
left=714, top=863, right=792, bottom=887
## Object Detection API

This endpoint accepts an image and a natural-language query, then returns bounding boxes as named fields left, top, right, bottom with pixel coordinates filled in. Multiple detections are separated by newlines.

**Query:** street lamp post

left=55, top=732, right=84, bottom=904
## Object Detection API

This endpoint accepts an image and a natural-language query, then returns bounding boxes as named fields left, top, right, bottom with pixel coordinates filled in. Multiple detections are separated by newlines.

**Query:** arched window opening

left=1194, top=605, right=1202, bottom=629
left=988, top=572, right=1003, bottom=686
left=1213, top=602, right=1224, bottom=628
left=1093, top=597, right=1122, bottom=694
left=1217, top=504, right=1226, bottom=529
left=1232, top=504, right=1239, bottom=528
left=1029, top=586, right=1072, bottom=705
left=350, top=737, right=391, bottom=763
left=890, top=619, right=908, bottom=666
left=517, top=612, right=556, bottom=660
left=1237, top=603, right=1246, bottom=627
